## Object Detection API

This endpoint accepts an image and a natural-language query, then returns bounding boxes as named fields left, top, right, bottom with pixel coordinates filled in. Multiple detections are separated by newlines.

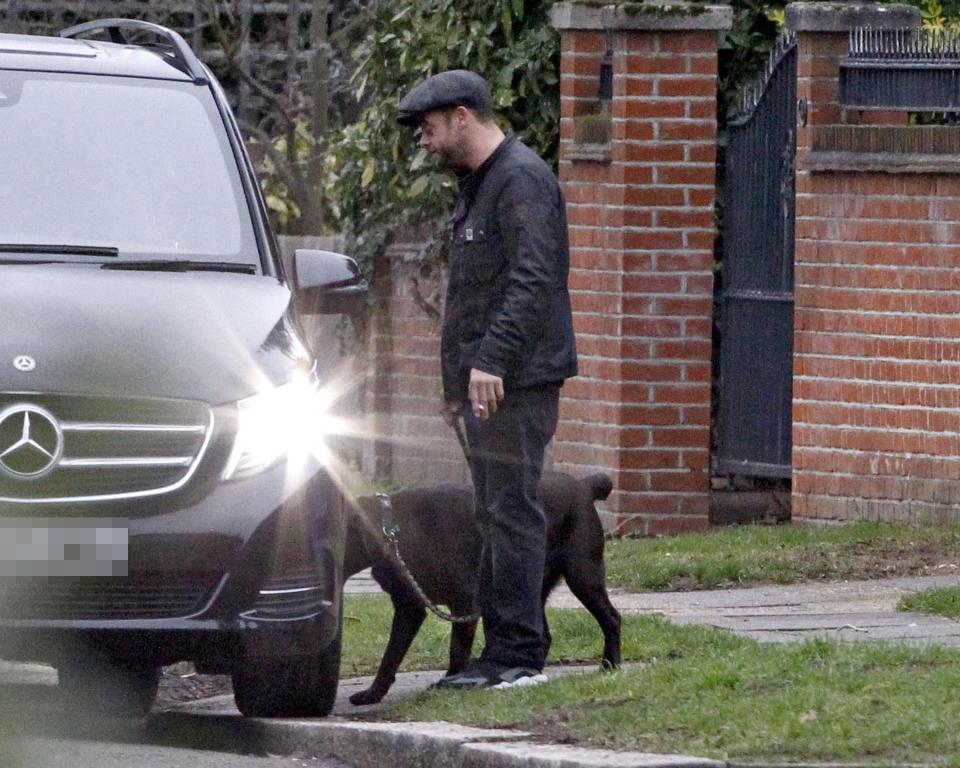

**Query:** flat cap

left=397, top=70, right=492, bottom=126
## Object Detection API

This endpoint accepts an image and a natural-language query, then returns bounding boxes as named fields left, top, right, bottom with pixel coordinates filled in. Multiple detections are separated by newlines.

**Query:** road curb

left=150, top=712, right=723, bottom=768
left=459, top=739, right=723, bottom=768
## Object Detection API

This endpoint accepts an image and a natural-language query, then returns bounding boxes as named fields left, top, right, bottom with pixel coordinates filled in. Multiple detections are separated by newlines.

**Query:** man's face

left=418, top=108, right=468, bottom=170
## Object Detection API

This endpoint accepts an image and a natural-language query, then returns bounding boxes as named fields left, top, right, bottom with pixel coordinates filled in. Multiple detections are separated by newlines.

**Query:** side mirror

left=291, top=249, right=367, bottom=315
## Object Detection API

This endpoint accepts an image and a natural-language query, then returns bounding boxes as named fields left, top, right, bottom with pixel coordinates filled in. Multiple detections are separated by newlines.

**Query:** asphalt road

left=0, top=699, right=359, bottom=768
left=7, top=738, right=356, bottom=768
left=0, top=677, right=355, bottom=768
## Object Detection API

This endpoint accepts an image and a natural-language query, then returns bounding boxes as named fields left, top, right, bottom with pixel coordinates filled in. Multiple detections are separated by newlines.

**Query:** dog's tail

left=585, top=473, right=613, bottom=501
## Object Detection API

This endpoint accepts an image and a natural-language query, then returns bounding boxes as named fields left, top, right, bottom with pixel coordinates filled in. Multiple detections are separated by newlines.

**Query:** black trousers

left=463, top=384, right=560, bottom=670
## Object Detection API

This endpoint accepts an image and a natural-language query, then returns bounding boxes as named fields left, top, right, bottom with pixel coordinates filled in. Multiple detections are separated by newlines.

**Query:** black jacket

left=441, top=136, right=578, bottom=402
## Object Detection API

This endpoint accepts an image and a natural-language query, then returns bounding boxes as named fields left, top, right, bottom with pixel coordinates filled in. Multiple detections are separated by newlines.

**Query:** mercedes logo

left=12, top=356, right=36, bottom=372
left=0, top=405, right=63, bottom=478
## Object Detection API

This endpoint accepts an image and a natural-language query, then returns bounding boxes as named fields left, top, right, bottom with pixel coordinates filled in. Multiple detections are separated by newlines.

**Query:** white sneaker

left=492, top=671, right=548, bottom=690
left=436, top=661, right=548, bottom=690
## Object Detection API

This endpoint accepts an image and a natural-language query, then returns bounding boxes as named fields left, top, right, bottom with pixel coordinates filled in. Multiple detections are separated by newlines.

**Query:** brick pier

left=550, top=3, right=732, bottom=534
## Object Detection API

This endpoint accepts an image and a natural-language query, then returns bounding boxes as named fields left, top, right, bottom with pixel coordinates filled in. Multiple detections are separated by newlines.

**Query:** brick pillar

left=785, top=3, right=960, bottom=523
left=550, top=3, right=732, bottom=535
left=790, top=1, right=918, bottom=161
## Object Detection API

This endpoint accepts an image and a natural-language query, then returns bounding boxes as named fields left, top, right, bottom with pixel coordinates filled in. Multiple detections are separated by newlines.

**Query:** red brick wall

left=790, top=5, right=960, bottom=523
left=552, top=20, right=723, bottom=535
left=794, top=173, right=960, bottom=523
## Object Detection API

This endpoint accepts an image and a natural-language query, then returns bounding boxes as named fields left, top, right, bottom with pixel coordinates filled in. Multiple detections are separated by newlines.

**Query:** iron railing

left=841, top=27, right=960, bottom=111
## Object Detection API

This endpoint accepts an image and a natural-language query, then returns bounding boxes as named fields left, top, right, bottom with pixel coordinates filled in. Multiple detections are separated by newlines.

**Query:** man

left=397, top=70, right=577, bottom=689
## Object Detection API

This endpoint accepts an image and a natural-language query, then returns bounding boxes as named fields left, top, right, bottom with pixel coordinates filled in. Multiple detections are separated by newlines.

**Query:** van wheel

left=58, top=657, right=160, bottom=718
left=232, top=625, right=341, bottom=718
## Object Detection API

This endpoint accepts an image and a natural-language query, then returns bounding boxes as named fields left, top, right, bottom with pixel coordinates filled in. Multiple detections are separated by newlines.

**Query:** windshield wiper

left=100, top=260, right=257, bottom=274
left=0, top=244, right=119, bottom=257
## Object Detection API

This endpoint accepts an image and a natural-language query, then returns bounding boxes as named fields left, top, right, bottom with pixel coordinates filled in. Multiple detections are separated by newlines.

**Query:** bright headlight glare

left=223, top=373, right=331, bottom=480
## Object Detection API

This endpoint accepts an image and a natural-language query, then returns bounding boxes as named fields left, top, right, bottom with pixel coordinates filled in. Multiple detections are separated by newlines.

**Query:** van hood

left=0, top=264, right=308, bottom=404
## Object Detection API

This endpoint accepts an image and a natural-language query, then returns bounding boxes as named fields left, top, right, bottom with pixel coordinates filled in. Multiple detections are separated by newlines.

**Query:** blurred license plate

left=0, top=518, right=128, bottom=577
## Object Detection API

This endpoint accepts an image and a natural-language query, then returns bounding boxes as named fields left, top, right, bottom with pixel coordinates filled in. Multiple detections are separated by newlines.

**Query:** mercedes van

left=0, top=19, right=361, bottom=717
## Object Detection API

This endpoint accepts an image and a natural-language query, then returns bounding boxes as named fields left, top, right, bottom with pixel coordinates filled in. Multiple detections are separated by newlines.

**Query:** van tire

left=232, top=623, right=341, bottom=718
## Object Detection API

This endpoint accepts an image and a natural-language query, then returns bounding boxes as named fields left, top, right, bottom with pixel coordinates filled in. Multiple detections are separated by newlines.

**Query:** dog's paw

left=600, top=658, right=620, bottom=672
left=349, top=687, right=386, bottom=706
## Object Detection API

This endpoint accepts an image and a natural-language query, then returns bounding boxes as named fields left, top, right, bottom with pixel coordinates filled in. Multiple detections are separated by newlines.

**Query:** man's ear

left=453, top=105, right=471, bottom=127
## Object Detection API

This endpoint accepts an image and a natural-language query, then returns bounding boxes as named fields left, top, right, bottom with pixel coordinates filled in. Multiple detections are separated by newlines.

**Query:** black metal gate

left=716, top=35, right=797, bottom=479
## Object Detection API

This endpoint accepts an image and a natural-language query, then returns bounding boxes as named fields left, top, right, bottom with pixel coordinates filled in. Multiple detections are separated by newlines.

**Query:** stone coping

left=564, top=142, right=613, bottom=163
left=785, top=2, right=919, bottom=33
left=550, top=2, right=733, bottom=32
left=803, top=150, right=960, bottom=174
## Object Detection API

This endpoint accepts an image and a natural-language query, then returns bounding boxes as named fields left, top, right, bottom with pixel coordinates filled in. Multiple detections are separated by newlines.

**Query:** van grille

left=0, top=572, right=222, bottom=620
left=0, top=394, right=213, bottom=503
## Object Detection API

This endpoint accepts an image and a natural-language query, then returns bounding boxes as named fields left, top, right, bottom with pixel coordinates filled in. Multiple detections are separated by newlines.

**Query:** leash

left=375, top=492, right=480, bottom=624
left=361, top=412, right=481, bottom=625
left=451, top=413, right=471, bottom=465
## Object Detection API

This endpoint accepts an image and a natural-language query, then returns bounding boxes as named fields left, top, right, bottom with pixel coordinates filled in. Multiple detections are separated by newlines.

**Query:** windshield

left=0, top=70, right=258, bottom=265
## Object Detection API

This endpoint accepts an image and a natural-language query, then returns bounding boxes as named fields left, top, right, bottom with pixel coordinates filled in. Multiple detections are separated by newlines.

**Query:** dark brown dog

left=343, top=471, right=621, bottom=705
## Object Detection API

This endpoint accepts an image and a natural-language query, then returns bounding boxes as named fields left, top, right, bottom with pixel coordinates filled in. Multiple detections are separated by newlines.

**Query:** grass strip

left=344, top=595, right=960, bottom=765
left=604, top=521, right=960, bottom=591
left=390, top=638, right=960, bottom=765
left=899, top=586, right=960, bottom=620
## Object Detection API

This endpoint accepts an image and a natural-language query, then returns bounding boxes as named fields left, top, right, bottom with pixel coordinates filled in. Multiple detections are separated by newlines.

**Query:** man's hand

left=441, top=400, right=462, bottom=426
left=468, top=368, right=504, bottom=420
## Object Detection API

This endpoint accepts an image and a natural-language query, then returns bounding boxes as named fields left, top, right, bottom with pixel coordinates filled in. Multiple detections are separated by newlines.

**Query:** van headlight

left=223, top=370, right=331, bottom=480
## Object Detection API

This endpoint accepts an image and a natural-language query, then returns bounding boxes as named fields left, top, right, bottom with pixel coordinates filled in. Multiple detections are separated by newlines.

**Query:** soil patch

left=156, top=664, right=231, bottom=708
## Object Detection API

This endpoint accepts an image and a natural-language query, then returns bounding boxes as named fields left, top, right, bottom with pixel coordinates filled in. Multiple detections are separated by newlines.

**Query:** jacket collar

left=459, top=135, right=515, bottom=193
left=476, top=134, right=514, bottom=178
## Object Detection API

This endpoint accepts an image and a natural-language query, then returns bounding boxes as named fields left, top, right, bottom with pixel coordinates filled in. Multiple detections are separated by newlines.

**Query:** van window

left=0, top=71, right=257, bottom=263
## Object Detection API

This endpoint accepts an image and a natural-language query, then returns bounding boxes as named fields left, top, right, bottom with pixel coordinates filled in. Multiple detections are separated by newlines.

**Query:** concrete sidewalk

left=546, top=573, right=960, bottom=646
left=355, top=566, right=960, bottom=644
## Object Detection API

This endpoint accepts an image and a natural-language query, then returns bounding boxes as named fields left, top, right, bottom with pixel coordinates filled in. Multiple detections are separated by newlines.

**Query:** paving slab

left=674, top=612, right=960, bottom=645
left=670, top=610, right=960, bottom=644
left=546, top=575, right=960, bottom=617
left=546, top=574, right=960, bottom=646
